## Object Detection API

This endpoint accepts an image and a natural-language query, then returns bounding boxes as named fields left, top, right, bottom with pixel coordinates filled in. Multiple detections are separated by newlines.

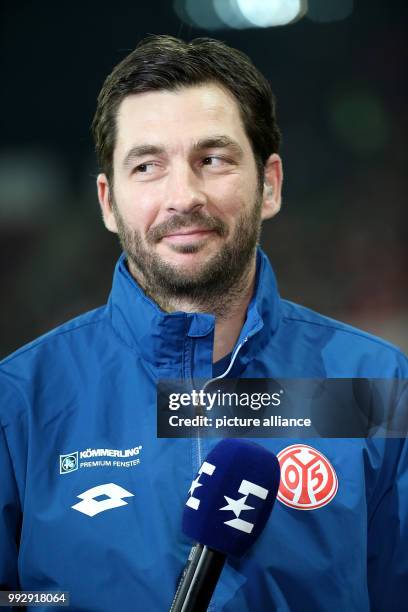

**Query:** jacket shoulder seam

left=281, top=314, right=403, bottom=353
left=0, top=316, right=107, bottom=367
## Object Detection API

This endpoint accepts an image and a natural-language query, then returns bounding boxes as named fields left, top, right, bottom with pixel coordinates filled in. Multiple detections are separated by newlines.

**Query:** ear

left=96, top=173, right=118, bottom=234
left=261, top=153, right=283, bottom=221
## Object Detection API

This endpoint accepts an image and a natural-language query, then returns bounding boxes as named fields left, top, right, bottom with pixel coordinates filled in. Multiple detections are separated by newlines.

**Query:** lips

left=162, top=228, right=215, bottom=242
left=164, top=228, right=213, bottom=237
left=148, top=211, right=227, bottom=244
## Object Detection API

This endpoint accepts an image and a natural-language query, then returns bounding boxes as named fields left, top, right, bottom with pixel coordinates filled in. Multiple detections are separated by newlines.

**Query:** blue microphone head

left=182, top=439, right=280, bottom=558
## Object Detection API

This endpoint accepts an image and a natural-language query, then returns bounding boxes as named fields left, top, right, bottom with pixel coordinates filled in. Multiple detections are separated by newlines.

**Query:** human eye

left=201, top=155, right=230, bottom=168
left=130, top=160, right=164, bottom=180
left=134, top=162, right=156, bottom=174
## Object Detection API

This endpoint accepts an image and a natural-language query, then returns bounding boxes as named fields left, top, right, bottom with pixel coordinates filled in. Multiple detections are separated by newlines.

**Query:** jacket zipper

left=195, top=335, right=249, bottom=471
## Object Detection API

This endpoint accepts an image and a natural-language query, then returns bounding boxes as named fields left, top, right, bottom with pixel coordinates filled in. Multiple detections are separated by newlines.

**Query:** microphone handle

left=171, top=545, right=226, bottom=612
left=170, top=544, right=204, bottom=612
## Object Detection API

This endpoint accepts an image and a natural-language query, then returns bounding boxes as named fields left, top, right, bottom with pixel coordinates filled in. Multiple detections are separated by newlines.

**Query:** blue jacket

left=1, top=248, right=407, bottom=611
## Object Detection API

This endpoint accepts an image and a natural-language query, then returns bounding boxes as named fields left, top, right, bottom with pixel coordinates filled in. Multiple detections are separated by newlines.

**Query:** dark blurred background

left=1, top=0, right=407, bottom=358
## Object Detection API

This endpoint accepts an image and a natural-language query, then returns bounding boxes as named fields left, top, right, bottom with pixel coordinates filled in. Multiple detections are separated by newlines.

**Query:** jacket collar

left=108, top=247, right=281, bottom=373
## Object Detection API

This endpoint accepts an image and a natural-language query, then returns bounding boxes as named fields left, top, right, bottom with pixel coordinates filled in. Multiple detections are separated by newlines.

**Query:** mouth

left=162, top=229, right=216, bottom=243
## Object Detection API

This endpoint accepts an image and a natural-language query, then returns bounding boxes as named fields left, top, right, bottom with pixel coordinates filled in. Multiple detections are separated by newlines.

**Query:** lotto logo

left=72, top=483, right=134, bottom=517
left=277, top=444, right=338, bottom=510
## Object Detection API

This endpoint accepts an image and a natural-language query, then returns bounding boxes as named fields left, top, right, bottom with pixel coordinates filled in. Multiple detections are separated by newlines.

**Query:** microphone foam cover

left=182, top=439, right=280, bottom=558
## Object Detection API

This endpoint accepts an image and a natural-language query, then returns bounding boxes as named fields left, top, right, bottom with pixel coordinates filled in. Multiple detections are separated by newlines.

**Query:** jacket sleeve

left=0, top=422, right=21, bottom=591
left=367, top=432, right=408, bottom=610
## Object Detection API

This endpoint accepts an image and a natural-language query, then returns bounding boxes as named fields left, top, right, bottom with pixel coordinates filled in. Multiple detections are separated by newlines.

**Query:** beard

left=111, top=192, right=263, bottom=312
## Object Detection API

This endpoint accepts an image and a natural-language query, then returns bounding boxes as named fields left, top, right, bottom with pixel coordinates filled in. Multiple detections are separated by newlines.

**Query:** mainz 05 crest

left=277, top=444, right=338, bottom=510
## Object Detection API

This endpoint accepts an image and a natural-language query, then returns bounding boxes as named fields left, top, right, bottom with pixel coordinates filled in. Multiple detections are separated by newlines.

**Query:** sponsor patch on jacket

left=59, top=445, right=143, bottom=475
left=72, top=483, right=134, bottom=516
left=276, top=444, right=338, bottom=510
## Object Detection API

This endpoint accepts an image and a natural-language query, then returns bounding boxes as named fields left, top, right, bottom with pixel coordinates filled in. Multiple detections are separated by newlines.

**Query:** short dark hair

left=92, top=35, right=281, bottom=183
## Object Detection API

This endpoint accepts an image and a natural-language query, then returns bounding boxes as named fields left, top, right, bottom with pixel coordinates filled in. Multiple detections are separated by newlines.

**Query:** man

left=0, top=35, right=407, bottom=611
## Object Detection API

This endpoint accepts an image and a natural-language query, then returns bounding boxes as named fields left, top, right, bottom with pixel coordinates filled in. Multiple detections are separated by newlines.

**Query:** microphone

left=170, top=439, right=280, bottom=612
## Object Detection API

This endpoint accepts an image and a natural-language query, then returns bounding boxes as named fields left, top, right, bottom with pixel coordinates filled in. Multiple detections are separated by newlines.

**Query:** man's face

left=97, top=83, right=281, bottom=300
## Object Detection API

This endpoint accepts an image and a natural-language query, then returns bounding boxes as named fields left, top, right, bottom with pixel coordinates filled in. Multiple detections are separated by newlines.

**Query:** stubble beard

left=111, top=192, right=263, bottom=316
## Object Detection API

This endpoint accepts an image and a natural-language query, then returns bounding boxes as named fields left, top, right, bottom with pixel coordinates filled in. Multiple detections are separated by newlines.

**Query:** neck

left=128, top=256, right=257, bottom=363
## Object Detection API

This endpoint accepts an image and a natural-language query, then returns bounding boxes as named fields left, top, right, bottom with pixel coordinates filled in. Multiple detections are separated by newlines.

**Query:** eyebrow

left=193, top=136, right=244, bottom=157
left=122, top=135, right=244, bottom=169
left=122, top=145, right=164, bottom=169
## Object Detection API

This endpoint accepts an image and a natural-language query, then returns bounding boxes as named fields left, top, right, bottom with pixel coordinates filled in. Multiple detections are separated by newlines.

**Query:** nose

left=165, top=163, right=206, bottom=214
